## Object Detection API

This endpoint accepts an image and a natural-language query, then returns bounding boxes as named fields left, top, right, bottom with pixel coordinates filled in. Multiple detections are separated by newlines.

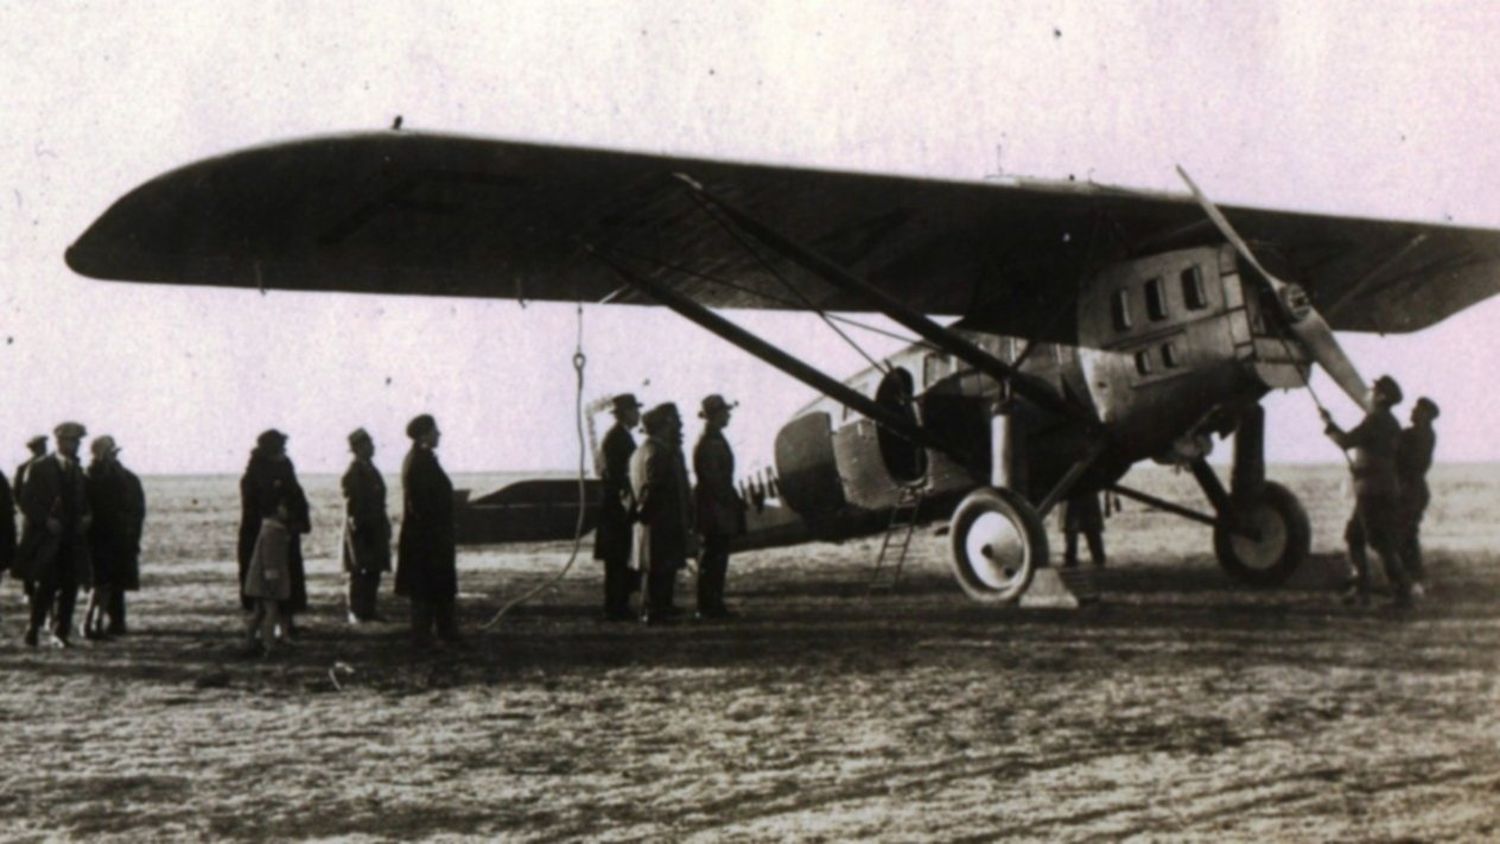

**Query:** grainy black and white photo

left=2, top=2, right=1498, bottom=840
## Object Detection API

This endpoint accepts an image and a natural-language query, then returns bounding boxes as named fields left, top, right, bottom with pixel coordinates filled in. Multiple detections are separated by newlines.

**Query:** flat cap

left=348, top=427, right=372, bottom=446
left=54, top=421, right=87, bottom=439
left=699, top=393, right=738, bottom=418
left=1373, top=375, right=1403, bottom=405
left=25, top=435, right=46, bottom=450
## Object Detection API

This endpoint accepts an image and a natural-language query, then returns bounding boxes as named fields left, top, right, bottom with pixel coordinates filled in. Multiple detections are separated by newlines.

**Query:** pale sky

left=3, top=1, right=1498, bottom=475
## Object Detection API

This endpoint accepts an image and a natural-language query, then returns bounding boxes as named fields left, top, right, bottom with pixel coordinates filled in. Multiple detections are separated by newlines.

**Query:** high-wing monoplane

left=66, top=132, right=1500, bottom=603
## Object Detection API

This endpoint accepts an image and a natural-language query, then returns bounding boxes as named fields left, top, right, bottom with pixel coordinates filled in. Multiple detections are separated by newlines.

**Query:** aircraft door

left=873, top=367, right=926, bottom=483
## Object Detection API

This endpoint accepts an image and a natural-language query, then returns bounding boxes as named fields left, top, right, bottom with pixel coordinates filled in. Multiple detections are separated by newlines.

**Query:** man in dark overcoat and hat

left=342, top=427, right=391, bottom=623
left=693, top=394, right=744, bottom=619
left=396, top=414, right=461, bottom=647
left=84, top=435, right=146, bottom=638
left=594, top=393, right=641, bottom=620
left=17, top=422, right=92, bottom=647
left=13, top=435, right=46, bottom=501
left=1324, top=375, right=1413, bottom=608
left=631, top=403, right=694, bottom=624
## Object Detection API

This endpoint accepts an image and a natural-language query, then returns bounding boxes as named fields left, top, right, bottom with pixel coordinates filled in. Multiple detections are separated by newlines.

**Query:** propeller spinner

left=1176, top=166, right=1370, bottom=411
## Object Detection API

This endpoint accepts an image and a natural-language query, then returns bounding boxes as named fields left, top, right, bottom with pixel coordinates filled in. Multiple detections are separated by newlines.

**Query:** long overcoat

left=85, top=459, right=146, bottom=591
left=237, top=452, right=310, bottom=611
left=341, top=457, right=392, bottom=574
left=15, top=454, right=92, bottom=584
left=396, top=446, right=457, bottom=601
left=693, top=428, right=744, bottom=538
left=630, top=436, right=694, bottom=575
left=592, top=422, right=636, bottom=563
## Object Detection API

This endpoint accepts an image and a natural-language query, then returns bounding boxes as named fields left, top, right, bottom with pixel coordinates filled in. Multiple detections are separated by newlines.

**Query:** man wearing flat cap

left=396, top=414, right=462, bottom=647
left=594, top=394, right=641, bottom=621
left=631, top=403, right=695, bottom=624
left=83, top=436, right=146, bottom=638
left=1324, top=375, right=1414, bottom=608
left=694, top=394, right=744, bottom=619
left=342, top=428, right=391, bottom=624
left=17, top=422, right=92, bottom=647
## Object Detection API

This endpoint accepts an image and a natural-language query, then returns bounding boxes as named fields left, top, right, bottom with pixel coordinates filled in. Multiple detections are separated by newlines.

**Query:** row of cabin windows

left=1134, top=340, right=1182, bottom=376
left=1111, top=265, right=1209, bottom=332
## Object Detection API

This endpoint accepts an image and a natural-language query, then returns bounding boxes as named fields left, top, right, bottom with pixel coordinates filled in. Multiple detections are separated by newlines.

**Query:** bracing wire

left=480, top=301, right=591, bottom=629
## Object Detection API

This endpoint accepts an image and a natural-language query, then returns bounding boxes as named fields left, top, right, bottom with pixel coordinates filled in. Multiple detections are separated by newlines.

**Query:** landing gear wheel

left=948, top=487, right=1048, bottom=604
left=1214, top=481, right=1310, bottom=587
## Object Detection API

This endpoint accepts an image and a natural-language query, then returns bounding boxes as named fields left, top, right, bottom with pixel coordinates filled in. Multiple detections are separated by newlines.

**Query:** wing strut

left=674, top=174, right=1095, bottom=428
left=584, top=245, right=968, bottom=462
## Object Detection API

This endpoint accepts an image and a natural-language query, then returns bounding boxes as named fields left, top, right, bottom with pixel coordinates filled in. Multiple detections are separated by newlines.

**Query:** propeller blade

left=1175, top=166, right=1369, bottom=409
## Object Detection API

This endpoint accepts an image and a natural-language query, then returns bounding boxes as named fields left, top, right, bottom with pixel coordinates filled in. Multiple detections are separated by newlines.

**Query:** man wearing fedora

left=594, top=393, right=642, bottom=621
left=17, top=422, right=92, bottom=647
left=1324, top=375, right=1415, bottom=608
left=694, top=394, right=745, bottom=619
left=342, top=428, right=391, bottom=624
left=84, top=435, right=146, bottom=638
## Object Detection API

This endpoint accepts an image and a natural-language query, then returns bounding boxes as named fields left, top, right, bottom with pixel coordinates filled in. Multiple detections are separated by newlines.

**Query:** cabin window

left=1181, top=266, right=1208, bottom=310
left=1145, top=277, right=1168, bottom=321
left=1161, top=341, right=1180, bottom=368
left=1112, top=289, right=1133, bottom=332
left=1134, top=349, right=1153, bottom=376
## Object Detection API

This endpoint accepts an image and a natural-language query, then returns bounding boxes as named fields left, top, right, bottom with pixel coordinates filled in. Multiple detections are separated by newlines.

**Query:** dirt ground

left=0, top=465, right=1496, bottom=842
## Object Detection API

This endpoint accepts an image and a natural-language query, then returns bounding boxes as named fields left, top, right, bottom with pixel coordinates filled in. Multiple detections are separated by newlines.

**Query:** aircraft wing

left=67, top=131, right=1500, bottom=338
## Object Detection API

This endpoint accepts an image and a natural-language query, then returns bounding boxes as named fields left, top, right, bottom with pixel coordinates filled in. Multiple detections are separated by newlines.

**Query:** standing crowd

left=594, top=393, right=747, bottom=625
left=0, top=423, right=144, bottom=647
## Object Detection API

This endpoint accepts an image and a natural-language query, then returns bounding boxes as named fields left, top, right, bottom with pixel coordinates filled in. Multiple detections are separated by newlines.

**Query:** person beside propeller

left=1321, top=376, right=1416, bottom=609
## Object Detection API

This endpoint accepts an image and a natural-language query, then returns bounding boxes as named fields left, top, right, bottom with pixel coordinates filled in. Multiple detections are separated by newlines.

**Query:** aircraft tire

left=948, top=486, right=1047, bottom=604
left=1213, top=481, right=1311, bottom=588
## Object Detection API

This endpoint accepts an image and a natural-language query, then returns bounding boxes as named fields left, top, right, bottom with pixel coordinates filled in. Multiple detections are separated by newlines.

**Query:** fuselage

left=745, top=244, right=1309, bottom=540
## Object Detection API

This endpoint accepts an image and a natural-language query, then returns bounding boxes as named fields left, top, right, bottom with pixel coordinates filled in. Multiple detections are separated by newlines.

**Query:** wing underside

left=66, top=131, right=1500, bottom=339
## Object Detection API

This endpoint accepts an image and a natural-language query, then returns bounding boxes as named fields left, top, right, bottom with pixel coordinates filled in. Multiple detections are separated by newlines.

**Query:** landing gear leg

left=1202, top=408, right=1311, bottom=587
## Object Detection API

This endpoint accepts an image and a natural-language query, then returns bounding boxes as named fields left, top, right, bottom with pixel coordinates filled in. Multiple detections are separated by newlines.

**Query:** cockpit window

left=1181, top=266, right=1208, bottom=310
left=1145, top=277, right=1168, bottom=321
left=1112, top=289, right=1133, bottom=332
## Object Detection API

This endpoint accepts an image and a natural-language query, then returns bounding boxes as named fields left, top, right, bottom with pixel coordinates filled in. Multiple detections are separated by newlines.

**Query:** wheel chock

left=1019, top=567, right=1086, bottom=609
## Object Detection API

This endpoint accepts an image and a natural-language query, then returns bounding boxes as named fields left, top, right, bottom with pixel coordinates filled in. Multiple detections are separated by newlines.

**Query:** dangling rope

left=480, top=301, right=591, bottom=629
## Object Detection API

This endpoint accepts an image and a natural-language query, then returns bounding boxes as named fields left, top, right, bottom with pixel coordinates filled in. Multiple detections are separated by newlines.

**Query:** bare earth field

left=0, top=464, right=1497, bottom=841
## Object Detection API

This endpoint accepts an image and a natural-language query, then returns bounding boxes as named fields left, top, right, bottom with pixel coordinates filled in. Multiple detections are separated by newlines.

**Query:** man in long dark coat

left=237, top=430, right=310, bottom=633
left=1060, top=491, right=1106, bottom=568
left=1325, top=375, right=1413, bottom=608
left=11, top=435, right=46, bottom=611
left=594, top=393, right=641, bottom=620
left=631, top=403, right=694, bottom=625
left=17, top=422, right=92, bottom=647
left=84, top=436, right=146, bottom=638
left=693, top=394, right=744, bottom=619
left=396, top=414, right=460, bottom=647
left=342, top=427, right=391, bottom=623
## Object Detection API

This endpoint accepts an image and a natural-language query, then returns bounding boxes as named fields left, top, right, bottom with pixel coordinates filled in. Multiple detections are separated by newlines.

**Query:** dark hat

left=256, top=429, right=289, bottom=450
left=699, top=394, right=738, bottom=418
left=348, top=427, right=372, bottom=447
left=25, top=435, right=46, bottom=451
left=1415, top=396, right=1440, bottom=418
left=90, top=436, right=120, bottom=458
left=642, top=402, right=680, bottom=433
left=611, top=393, right=643, bottom=413
left=406, top=413, right=437, bottom=439
left=54, top=421, right=87, bottom=439
left=1373, top=375, right=1403, bottom=405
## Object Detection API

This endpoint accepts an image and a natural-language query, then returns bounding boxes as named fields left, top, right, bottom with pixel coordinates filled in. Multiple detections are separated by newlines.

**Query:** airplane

left=65, top=131, right=1500, bottom=604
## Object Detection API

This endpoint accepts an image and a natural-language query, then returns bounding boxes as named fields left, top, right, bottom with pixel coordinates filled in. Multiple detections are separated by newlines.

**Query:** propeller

left=1176, top=166, right=1369, bottom=411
